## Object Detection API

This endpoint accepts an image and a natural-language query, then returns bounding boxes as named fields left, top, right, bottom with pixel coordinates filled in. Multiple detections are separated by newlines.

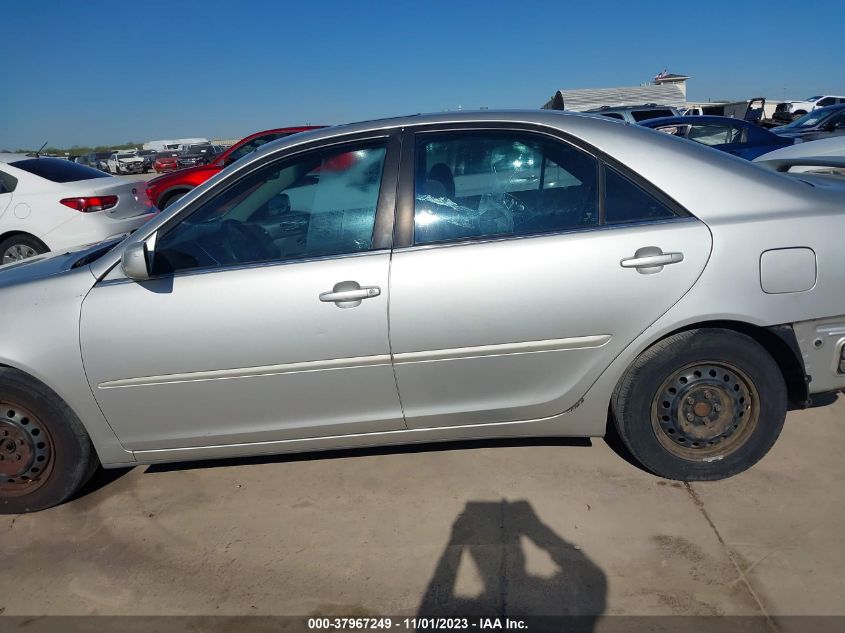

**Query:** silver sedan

left=2, top=111, right=845, bottom=513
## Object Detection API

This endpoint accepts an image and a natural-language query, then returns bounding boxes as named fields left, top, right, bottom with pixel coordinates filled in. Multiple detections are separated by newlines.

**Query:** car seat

left=426, top=163, right=455, bottom=199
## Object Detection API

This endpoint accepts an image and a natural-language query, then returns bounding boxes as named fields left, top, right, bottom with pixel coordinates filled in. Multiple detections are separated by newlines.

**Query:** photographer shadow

left=418, top=500, right=606, bottom=631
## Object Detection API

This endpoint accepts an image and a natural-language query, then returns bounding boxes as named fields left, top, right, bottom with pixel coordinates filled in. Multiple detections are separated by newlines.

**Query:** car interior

left=152, top=145, right=386, bottom=275
left=413, top=134, right=599, bottom=244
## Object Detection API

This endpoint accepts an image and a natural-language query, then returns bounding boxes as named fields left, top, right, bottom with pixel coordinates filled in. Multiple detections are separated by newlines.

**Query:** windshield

left=781, top=109, right=832, bottom=129
left=806, top=96, right=823, bottom=101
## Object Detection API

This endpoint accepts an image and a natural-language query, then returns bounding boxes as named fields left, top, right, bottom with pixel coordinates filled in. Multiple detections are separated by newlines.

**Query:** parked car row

left=73, top=144, right=226, bottom=175
left=590, top=101, right=845, bottom=166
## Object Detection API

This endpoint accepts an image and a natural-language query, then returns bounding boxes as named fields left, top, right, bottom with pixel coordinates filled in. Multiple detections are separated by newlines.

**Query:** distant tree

left=11, top=142, right=142, bottom=155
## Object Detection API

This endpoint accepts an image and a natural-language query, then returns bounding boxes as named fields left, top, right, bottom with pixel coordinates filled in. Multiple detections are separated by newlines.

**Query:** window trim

left=0, top=169, right=18, bottom=194
left=394, top=123, right=691, bottom=249
left=126, top=131, right=402, bottom=280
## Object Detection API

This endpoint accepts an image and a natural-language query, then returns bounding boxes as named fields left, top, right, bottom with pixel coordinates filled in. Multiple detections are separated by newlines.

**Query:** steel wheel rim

left=650, top=361, right=759, bottom=460
left=3, top=244, right=38, bottom=264
left=0, top=402, right=55, bottom=497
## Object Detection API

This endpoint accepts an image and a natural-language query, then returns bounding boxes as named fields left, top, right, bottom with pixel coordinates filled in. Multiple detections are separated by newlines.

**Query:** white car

left=773, top=95, right=845, bottom=123
left=106, top=151, right=145, bottom=175
left=0, top=154, right=157, bottom=264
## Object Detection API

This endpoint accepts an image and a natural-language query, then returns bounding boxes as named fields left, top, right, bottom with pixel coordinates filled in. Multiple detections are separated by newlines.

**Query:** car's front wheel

left=612, top=328, right=787, bottom=481
left=0, top=234, right=48, bottom=264
left=0, top=368, right=99, bottom=514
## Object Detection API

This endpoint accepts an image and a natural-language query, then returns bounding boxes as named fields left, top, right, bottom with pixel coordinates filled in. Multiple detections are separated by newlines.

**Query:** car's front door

left=388, top=127, right=713, bottom=429
left=80, top=135, right=405, bottom=452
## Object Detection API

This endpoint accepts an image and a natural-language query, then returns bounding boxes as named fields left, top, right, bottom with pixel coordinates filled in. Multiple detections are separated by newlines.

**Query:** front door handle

left=621, top=247, right=684, bottom=274
left=319, top=280, right=381, bottom=308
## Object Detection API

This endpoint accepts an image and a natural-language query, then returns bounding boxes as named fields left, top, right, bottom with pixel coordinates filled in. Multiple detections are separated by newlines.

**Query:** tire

left=0, top=368, right=99, bottom=513
left=161, top=190, right=189, bottom=209
left=0, top=234, right=48, bottom=265
left=612, top=328, right=787, bottom=481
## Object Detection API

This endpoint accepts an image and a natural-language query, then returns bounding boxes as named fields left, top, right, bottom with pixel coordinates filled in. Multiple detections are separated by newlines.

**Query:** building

left=653, top=70, right=690, bottom=99
left=542, top=70, right=690, bottom=112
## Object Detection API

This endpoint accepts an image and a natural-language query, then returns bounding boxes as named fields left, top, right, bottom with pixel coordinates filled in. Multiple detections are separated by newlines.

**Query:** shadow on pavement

left=69, top=465, right=134, bottom=502
left=806, top=390, right=841, bottom=409
left=418, top=500, right=606, bottom=630
left=144, top=436, right=592, bottom=474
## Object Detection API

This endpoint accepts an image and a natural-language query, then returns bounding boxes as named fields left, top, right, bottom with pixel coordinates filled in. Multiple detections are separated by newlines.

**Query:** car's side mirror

left=825, top=121, right=838, bottom=132
left=223, top=155, right=236, bottom=167
left=122, top=241, right=152, bottom=281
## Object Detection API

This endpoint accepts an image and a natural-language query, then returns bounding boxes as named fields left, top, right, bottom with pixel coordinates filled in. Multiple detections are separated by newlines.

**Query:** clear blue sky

left=1, top=0, right=840, bottom=149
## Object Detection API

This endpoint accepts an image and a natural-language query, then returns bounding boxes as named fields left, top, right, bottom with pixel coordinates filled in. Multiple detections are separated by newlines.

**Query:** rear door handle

left=319, top=281, right=381, bottom=308
left=621, top=247, right=684, bottom=274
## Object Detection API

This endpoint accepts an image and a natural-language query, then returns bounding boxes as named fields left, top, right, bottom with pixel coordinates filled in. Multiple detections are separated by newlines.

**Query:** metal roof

left=542, top=84, right=687, bottom=112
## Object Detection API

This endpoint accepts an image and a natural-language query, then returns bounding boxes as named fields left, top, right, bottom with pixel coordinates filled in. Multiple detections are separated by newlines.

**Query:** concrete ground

left=1, top=394, right=843, bottom=628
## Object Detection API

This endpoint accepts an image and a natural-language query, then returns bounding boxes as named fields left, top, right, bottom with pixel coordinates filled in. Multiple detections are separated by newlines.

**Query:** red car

left=146, top=126, right=320, bottom=209
left=153, top=151, right=181, bottom=174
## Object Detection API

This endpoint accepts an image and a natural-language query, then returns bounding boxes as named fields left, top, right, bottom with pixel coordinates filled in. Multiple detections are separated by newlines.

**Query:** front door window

left=152, top=141, right=388, bottom=275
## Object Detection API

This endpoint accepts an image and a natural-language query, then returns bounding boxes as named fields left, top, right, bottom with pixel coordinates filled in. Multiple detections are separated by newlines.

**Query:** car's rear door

left=0, top=168, right=15, bottom=219
left=387, top=125, right=713, bottom=429
left=80, top=133, right=405, bottom=452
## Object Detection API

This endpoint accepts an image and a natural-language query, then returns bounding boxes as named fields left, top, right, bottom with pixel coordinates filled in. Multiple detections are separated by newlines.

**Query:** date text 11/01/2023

left=307, top=618, right=528, bottom=630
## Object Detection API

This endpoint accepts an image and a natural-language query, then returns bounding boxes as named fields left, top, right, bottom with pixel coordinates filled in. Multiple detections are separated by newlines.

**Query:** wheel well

left=655, top=320, right=810, bottom=409
left=0, top=231, right=49, bottom=251
left=159, top=187, right=192, bottom=208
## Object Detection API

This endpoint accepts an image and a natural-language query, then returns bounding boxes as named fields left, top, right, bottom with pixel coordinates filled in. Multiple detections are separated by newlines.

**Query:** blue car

left=639, top=115, right=794, bottom=160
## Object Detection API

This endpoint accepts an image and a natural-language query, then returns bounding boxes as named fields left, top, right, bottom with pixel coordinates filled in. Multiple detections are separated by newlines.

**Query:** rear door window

left=631, top=109, right=676, bottom=122
left=0, top=170, right=18, bottom=193
left=604, top=166, right=677, bottom=224
left=413, top=132, right=599, bottom=245
left=10, top=158, right=110, bottom=182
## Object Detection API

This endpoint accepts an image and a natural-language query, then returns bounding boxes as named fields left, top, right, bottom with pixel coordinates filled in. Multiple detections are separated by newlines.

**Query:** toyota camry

left=2, top=111, right=844, bottom=513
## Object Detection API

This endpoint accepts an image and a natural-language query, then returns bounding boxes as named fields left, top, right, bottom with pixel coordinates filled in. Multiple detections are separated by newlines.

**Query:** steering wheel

left=220, top=220, right=277, bottom=264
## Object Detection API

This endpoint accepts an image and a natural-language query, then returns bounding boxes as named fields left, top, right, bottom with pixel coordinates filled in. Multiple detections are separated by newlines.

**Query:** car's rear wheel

left=612, top=328, right=787, bottom=481
left=161, top=190, right=189, bottom=209
left=0, top=368, right=99, bottom=514
left=0, top=235, right=48, bottom=264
